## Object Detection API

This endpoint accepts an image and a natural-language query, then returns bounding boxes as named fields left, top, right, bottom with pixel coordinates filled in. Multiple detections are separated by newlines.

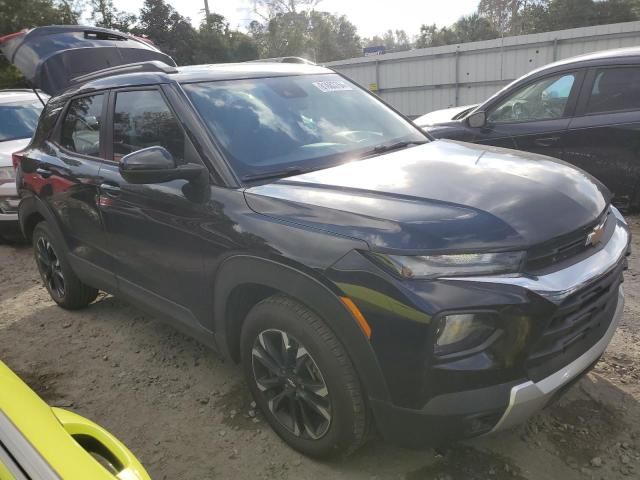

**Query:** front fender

left=212, top=254, right=391, bottom=403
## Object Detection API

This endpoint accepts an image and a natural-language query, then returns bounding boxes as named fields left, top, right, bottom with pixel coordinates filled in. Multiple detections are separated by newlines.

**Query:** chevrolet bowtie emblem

left=586, top=221, right=606, bottom=247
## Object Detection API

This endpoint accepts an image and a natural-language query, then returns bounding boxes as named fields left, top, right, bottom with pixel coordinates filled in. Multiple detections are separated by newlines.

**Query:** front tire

left=241, top=294, right=370, bottom=458
left=32, top=222, right=98, bottom=309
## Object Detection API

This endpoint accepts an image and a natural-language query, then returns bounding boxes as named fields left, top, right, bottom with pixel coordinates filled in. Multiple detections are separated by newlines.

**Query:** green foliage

left=363, top=30, right=412, bottom=52
left=131, top=0, right=258, bottom=65
left=0, top=60, right=28, bottom=89
left=421, top=0, right=640, bottom=48
left=416, top=14, right=500, bottom=48
left=194, top=14, right=258, bottom=63
left=0, top=0, right=81, bottom=36
left=90, top=0, right=137, bottom=32
left=477, top=0, right=640, bottom=36
left=248, top=8, right=361, bottom=62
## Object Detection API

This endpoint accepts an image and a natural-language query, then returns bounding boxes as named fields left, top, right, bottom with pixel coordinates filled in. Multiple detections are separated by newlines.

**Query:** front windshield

left=183, top=74, right=426, bottom=179
left=0, top=101, right=43, bottom=142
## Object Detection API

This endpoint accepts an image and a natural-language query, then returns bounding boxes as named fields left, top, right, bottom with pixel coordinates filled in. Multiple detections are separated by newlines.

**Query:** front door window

left=487, top=74, right=576, bottom=124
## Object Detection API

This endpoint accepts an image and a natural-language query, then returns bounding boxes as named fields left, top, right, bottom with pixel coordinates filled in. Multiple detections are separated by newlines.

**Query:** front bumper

left=0, top=181, right=21, bottom=237
left=490, top=285, right=624, bottom=433
left=369, top=280, right=626, bottom=448
left=332, top=210, right=630, bottom=447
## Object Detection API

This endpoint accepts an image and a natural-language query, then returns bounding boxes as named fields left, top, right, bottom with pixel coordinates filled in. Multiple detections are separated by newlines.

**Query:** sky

left=111, top=0, right=480, bottom=38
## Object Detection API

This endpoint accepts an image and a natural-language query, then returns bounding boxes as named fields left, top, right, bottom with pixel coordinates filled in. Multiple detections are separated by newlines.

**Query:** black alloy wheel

left=241, top=294, right=370, bottom=458
left=251, top=329, right=331, bottom=440
left=36, top=236, right=65, bottom=299
left=32, top=222, right=98, bottom=309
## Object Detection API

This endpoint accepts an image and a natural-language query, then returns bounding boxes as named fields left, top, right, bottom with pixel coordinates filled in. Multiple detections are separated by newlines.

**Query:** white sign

left=312, top=80, right=353, bottom=92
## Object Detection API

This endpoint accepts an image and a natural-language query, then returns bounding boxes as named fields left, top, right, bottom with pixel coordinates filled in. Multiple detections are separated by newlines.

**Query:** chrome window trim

left=0, top=441, right=29, bottom=480
left=0, top=410, right=60, bottom=480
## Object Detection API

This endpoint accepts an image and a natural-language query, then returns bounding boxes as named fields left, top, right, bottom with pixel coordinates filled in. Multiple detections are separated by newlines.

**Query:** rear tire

left=240, top=294, right=370, bottom=458
left=32, top=222, right=98, bottom=309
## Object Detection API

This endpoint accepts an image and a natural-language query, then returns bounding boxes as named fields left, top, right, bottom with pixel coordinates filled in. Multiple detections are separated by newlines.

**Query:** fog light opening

left=434, top=312, right=499, bottom=357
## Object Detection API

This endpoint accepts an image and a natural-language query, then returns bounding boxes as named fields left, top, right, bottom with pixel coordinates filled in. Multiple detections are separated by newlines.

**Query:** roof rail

left=0, top=88, right=41, bottom=93
left=70, top=60, right=178, bottom=86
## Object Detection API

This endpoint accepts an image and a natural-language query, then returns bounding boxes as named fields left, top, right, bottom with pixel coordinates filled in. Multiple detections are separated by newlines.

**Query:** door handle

left=100, top=182, right=121, bottom=197
left=534, top=136, right=561, bottom=147
left=36, top=167, right=52, bottom=178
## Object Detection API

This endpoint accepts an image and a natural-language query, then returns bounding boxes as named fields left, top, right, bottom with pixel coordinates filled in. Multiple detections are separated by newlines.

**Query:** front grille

left=527, top=260, right=624, bottom=382
left=525, top=211, right=611, bottom=272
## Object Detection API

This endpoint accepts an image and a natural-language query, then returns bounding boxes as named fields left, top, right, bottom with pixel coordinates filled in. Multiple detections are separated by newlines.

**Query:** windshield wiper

left=242, top=167, right=307, bottom=182
left=361, top=140, right=428, bottom=158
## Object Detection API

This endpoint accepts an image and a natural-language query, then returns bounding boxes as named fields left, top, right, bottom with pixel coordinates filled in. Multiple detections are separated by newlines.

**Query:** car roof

left=556, top=45, right=640, bottom=65
left=75, top=62, right=334, bottom=94
left=524, top=46, right=640, bottom=79
left=0, top=89, right=46, bottom=104
left=474, top=46, right=640, bottom=111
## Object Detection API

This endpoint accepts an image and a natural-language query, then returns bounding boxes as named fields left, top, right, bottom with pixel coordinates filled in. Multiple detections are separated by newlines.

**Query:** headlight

left=374, top=251, right=525, bottom=279
left=0, top=166, right=16, bottom=185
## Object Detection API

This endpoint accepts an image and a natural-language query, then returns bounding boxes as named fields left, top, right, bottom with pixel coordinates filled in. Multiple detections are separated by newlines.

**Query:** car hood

left=414, top=104, right=477, bottom=127
left=244, top=140, right=609, bottom=253
left=0, top=138, right=30, bottom=167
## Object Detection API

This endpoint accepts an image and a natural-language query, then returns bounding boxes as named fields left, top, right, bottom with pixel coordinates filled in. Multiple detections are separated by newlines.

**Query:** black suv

left=4, top=27, right=632, bottom=457
left=422, top=47, right=640, bottom=211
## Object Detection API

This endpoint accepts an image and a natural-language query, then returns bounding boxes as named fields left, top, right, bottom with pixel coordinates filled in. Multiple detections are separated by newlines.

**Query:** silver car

left=0, top=89, right=46, bottom=241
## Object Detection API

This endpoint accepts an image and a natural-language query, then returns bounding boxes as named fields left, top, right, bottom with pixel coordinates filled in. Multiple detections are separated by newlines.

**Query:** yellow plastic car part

left=0, top=361, right=150, bottom=480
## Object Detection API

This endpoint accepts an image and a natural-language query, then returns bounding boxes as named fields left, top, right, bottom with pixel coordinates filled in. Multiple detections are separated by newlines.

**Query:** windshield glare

left=183, top=74, right=425, bottom=179
left=0, top=102, right=43, bottom=142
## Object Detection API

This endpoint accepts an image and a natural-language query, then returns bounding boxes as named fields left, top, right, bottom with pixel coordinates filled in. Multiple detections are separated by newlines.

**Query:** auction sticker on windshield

left=312, top=80, right=353, bottom=92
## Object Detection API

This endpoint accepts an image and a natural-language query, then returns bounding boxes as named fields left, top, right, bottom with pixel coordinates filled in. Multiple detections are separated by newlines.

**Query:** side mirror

left=120, top=146, right=206, bottom=184
left=467, top=111, right=487, bottom=129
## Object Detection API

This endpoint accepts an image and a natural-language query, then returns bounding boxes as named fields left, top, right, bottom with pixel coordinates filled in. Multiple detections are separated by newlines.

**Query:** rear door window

left=112, top=90, right=185, bottom=163
left=60, top=94, right=104, bottom=157
left=586, top=67, right=640, bottom=114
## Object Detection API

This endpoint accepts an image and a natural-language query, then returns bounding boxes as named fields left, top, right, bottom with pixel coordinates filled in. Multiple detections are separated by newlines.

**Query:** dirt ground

left=1, top=216, right=639, bottom=480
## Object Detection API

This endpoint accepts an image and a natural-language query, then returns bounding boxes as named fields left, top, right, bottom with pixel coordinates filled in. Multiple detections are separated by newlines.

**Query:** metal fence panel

left=327, top=21, right=640, bottom=117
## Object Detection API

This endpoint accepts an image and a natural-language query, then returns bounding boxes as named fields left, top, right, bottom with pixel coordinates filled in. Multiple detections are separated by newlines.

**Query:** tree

left=253, top=0, right=322, bottom=18
left=249, top=3, right=360, bottom=62
left=250, top=11, right=309, bottom=58
left=451, top=13, right=500, bottom=43
left=90, top=0, right=137, bottom=32
left=133, top=0, right=198, bottom=65
left=362, top=30, right=412, bottom=52
left=415, top=14, right=499, bottom=48
left=478, top=0, right=640, bottom=35
left=478, top=0, right=548, bottom=34
left=308, top=11, right=360, bottom=62
left=590, top=0, right=637, bottom=24
left=194, top=13, right=258, bottom=63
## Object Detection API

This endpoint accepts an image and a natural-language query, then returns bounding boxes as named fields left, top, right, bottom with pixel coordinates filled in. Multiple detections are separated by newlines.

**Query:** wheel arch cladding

left=19, top=196, right=62, bottom=244
left=213, top=255, right=391, bottom=403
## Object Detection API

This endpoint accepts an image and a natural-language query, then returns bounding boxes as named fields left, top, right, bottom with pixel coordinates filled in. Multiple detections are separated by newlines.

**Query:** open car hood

left=0, top=25, right=176, bottom=96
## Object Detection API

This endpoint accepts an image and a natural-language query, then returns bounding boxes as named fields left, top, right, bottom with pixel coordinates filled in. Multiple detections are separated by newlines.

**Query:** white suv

left=0, top=89, right=46, bottom=241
